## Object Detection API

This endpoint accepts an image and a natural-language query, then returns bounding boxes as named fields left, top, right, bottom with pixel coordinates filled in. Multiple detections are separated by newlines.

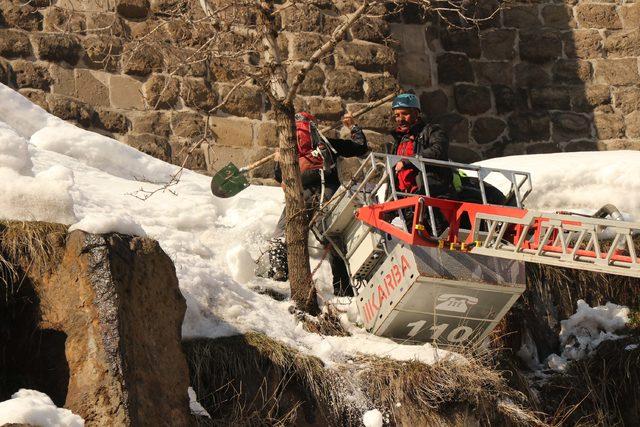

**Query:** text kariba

left=363, top=254, right=412, bottom=323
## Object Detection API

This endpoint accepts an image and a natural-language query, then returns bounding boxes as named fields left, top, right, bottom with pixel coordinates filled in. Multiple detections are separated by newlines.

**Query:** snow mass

left=0, top=84, right=638, bottom=422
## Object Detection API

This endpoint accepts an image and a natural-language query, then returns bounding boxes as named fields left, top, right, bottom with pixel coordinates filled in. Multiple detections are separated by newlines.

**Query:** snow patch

left=225, top=245, right=255, bottom=284
left=70, top=213, right=147, bottom=237
left=546, top=300, right=630, bottom=371
left=362, top=409, right=384, bottom=427
left=188, top=387, right=211, bottom=418
left=0, top=389, right=84, bottom=427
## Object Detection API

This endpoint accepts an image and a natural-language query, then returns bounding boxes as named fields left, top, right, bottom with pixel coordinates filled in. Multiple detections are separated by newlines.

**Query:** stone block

left=621, top=3, right=640, bottom=29
left=453, top=84, right=492, bottom=115
left=625, top=111, right=640, bottom=138
left=594, top=112, right=625, bottom=140
left=123, top=133, right=171, bottom=161
left=33, top=33, right=82, bottom=65
left=551, top=112, right=591, bottom=142
left=515, top=63, right=550, bottom=88
left=56, top=0, right=116, bottom=10
left=0, top=0, right=42, bottom=30
left=150, top=0, right=182, bottom=14
left=613, top=87, right=640, bottom=115
left=49, top=64, right=75, bottom=96
left=570, top=85, right=611, bottom=112
left=256, top=121, right=278, bottom=148
left=205, top=144, right=255, bottom=176
left=215, top=83, right=263, bottom=120
left=526, top=142, right=560, bottom=155
left=552, top=60, right=592, bottom=84
left=360, top=129, right=388, bottom=152
left=503, top=4, right=541, bottom=29
left=363, top=74, right=399, bottom=101
left=131, top=111, right=171, bottom=136
left=307, top=96, right=344, bottom=121
left=480, top=29, right=516, bottom=60
left=472, top=117, right=506, bottom=144
left=420, top=89, right=450, bottom=119
left=599, top=139, right=640, bottom=151
left=349, top=16, right=390, bottom=43
left=43, top=7, right=86, bottom=34
left=449, top=145, right=481, bottom=163
left=86, top=12, right=129, bottom=38
left=169, top=136, right=208, bottom=171
left=0, top=29, right=31, bottom=58
left=288, top=64, right=325, bottom=97
left=519, top=31, right=563, bottom=63
left=493, top=85, right=528, bottom=114
left=576, top=4, right=621, bottom=29
left=436, top=113, right=469, bottom=144
left=542, top=5, right=576, bottom=29
left=473, top=61, right=512, bottom=86
left=564, top=30, right=602, bottom=59
left=18, top=88, right=47, bottom=110
left=389, top=24, right=426, bottom=54
left=603, top=29, right=640, bottom=58
left=171, top=111, right=205, bottom=139
left=288, top=32, right=325, bottom=61
left=94, top=108, right=129, bottom=133
left=82, top=35, right=123, bottom=72
left=530, top=87, right=571, bottom=110
left=335, top=41, right=395, bottom=73
left=595, top=59, right=640, bottom=86
left=181, top=78, right=217, bottom=112
left=281, top=4, right=322, bottom=32
left=564, top=139, right=599, bottom=152
left=0, top=58, right=15, bottom=86
left=74, top=69, right=110, bottom=107
left=209, top=115, right=254, bottom=147
left=440, top=29, right=481, bottom=58
left=117, top=0, right=150, bottom=20
left=398, top=54, right=431, bottom=87
left=437, top=53, right=473, bottom=84
left=142, top=74, right=180, bottom=110
left=326, top=68, right=364, bottom=100
left=122, top=43, right=164, bottom=76
left=508, top=112, right=551, bottom=142
left=47, top=93, right=95, bottom=126
left=110, top=75, right=144, bottom=109
left=12, top=60, right=51, bottom=90
left=345, top=102, right=393, bottom=133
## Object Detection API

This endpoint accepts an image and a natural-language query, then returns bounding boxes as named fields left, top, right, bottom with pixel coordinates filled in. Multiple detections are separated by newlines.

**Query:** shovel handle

left=320, top=92, right=397, bottom=132
left=239, top=152, right=277, bottom=173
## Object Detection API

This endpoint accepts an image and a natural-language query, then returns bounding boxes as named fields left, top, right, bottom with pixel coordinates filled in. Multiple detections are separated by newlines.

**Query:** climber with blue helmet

left=390, top=93, right=453, bottom=197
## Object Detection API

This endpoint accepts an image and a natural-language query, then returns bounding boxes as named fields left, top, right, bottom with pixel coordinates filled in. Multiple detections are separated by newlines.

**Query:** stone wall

left=0, top=0, right=638, bottom=176
left=390, top=0, right=640, bottom=162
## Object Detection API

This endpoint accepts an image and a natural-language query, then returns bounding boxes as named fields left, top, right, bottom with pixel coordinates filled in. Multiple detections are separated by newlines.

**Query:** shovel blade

left=210, top=163, right=250, bottom=198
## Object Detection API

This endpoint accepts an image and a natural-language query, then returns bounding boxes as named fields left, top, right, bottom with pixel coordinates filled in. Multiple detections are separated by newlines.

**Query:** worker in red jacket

left=390, top=93, right=453, bottom=197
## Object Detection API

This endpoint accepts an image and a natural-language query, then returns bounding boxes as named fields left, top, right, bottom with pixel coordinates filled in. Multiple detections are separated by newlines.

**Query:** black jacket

left=390, top=120, right=453, bottom=188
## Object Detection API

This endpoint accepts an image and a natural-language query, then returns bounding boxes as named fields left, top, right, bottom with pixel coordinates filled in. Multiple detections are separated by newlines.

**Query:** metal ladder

left=470, top=210, right=640, bottom=277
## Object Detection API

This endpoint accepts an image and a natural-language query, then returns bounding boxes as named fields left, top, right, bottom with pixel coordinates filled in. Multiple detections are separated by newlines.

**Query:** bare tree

left=191, top=0, right=499, bottom=314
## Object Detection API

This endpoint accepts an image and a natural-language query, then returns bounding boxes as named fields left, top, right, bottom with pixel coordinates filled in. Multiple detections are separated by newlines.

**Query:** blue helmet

left=392, top=93, right=421, bottom=111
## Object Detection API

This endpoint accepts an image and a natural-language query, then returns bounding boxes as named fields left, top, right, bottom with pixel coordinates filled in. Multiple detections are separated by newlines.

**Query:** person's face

left=393, top=108, right=420, bottom=128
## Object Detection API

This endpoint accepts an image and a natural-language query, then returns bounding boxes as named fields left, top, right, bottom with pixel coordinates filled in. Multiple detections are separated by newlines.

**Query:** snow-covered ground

left=0, top=84, right=638, bottom=422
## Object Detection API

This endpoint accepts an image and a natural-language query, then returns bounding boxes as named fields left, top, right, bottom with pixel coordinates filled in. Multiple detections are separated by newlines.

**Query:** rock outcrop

left=0, top=222, right=190, bottom=425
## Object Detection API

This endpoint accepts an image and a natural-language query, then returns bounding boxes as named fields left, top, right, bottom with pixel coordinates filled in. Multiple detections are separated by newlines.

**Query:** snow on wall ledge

left=0, top=83, right=638, bottom=367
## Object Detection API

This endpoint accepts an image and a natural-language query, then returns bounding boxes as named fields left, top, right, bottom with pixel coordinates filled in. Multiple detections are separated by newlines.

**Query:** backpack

left=295, top=112, right=335, bottom=173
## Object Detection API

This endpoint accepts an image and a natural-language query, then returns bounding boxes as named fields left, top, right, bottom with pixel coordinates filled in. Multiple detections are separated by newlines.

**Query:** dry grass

left=184, top=332, right=544, bottom=426
left=540, top=337, right=640, bottom=426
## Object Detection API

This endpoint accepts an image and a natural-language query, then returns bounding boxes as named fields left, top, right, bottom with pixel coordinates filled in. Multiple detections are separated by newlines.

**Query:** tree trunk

left=274, top=104, right=319, bottom=315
